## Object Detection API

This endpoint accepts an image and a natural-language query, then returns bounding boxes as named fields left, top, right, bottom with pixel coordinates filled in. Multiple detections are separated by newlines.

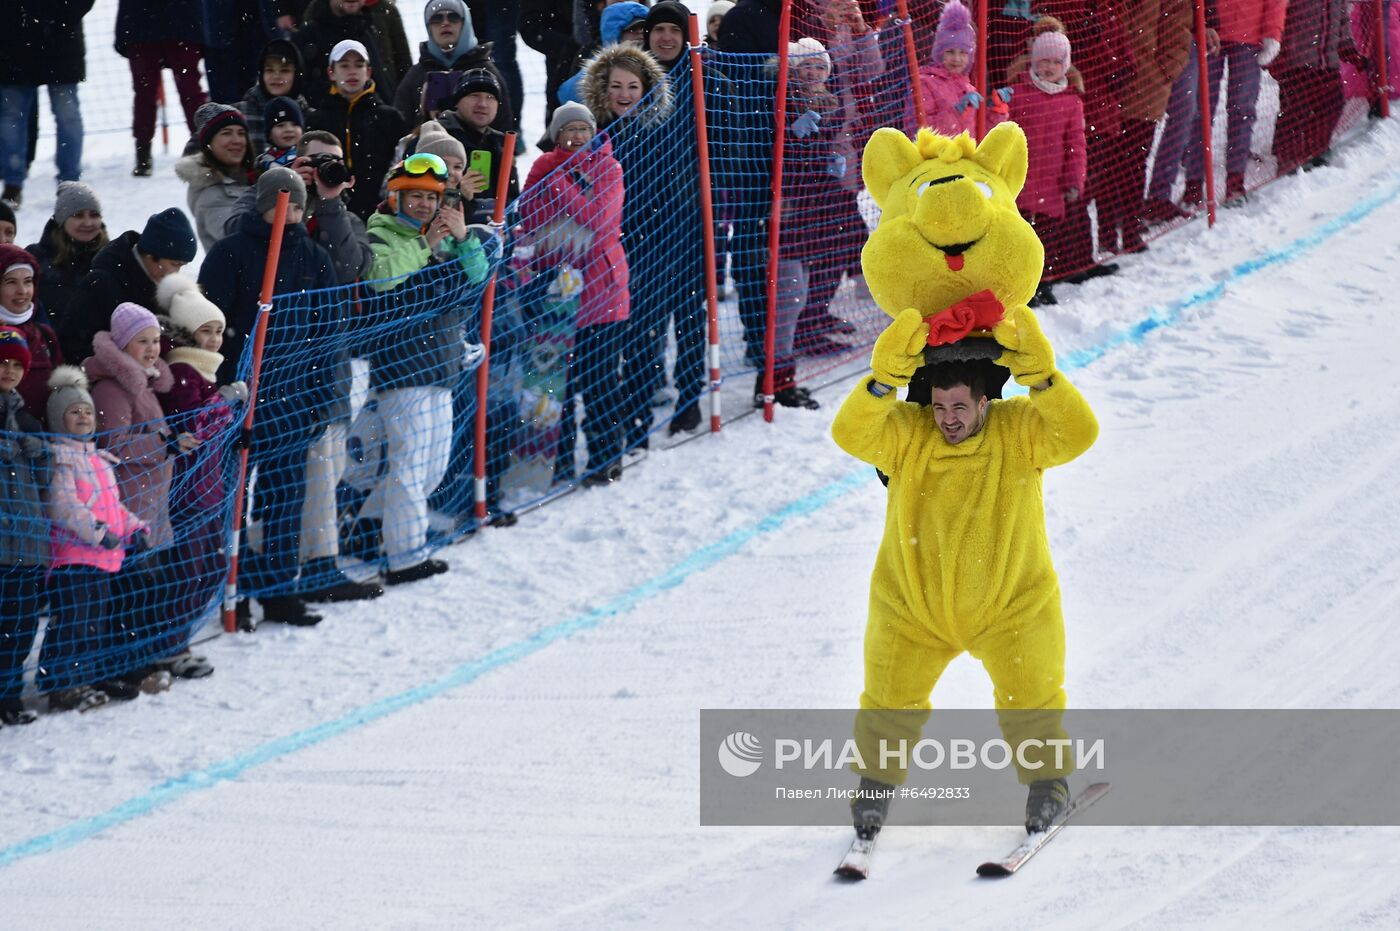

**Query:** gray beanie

left=415, top=119, right=467, bottom=164
left=548, top=101, right=597, bottom=142
left=47, top=365, right=94, bottom=433
left=256, top=166, right=308, bottom=215
left=54, top=182, right=102, bottom=225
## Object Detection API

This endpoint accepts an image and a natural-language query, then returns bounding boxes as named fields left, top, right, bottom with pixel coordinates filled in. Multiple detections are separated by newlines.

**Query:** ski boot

left=1025, top=777, right=1070, bottom=833
left=851, top=776, right=895, bottom=840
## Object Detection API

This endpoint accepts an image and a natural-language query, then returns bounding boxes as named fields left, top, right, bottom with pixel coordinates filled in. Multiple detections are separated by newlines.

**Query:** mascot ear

left=863, top=128, right=923, bottom=210
left=973, top=122, right=1029, bottom=199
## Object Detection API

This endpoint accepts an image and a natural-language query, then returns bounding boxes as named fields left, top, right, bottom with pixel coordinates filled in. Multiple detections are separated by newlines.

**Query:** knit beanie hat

left=646, top=1, right=690, bottom=33
left=47, top=366, right=93, bottom=433
left=157, top=273, right=225, bottom=339
left=1030, top=30, right=1072, bottom=70
left=194, top=102, right=249, bottom=150
left=601, top=2, right=651, bottom=45
left=450, top=68, right=502, bottom=105
left=138, top=208, right=198, bottom=262
left=0, top=327, right=30, bottom=371
left=111, top=302, right=160, bottom=350
left=0, top=243, right=37, bottom=280
left=414, top=119, right=467, bottom=164
left=789, top=37, right=831, bottom=71
left=548, top=101, right=597, bottom=142
left=263, top=96, right=306, bottom=132
left=707, top=1, right=736, bottom=27
left=54, top=182, right=102, bottom=226
left=932, top=0, right=976, bottom=61
left=256, top=166, right=308, bottom=214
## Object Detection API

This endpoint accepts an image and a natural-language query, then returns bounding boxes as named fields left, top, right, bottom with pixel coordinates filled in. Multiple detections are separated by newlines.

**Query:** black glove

left=97, top=525, right=122, bottom=550
left=128, top=529, right=151, bottom=555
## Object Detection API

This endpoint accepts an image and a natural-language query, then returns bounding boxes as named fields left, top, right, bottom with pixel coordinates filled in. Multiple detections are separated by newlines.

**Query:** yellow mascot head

left=861, top=124, right=1043, bottom=326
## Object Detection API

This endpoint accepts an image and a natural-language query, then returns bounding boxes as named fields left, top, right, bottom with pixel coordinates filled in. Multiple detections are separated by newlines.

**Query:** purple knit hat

left=110, top=302, right=160, bottom=350
left=932, top=0, right=976, bottom=63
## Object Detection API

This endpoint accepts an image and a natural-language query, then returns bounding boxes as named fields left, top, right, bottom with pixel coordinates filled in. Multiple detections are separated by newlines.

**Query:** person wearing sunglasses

left=357, top=153, right=493, bottom=585
left=393, top=0, right=516, bottom=137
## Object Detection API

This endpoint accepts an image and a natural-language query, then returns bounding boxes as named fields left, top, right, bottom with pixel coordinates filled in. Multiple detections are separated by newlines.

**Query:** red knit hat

left=0, top=327, right=30, bottom=371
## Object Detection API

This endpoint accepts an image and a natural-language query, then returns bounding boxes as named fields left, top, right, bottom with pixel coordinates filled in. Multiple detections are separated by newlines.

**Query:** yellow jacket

left=832, top=374, right=1098, bottom=643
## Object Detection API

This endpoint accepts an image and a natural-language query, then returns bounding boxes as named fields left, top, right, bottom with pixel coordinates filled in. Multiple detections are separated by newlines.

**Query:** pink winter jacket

left=1009, top=73, right=1087, bottom=220
left=918, top=65, right=980, bottom=137
left=519, top=137, right=629, bottom=329
left=47, top=437, right=147, bottom=574
left=84, top=331, right=176, bottom=548
left=1218, top=0, right=1288, bottom=46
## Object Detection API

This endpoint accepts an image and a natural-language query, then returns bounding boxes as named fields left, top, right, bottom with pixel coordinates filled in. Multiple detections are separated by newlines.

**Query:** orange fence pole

left=688, top=15, right=724, bottom=433
left=896, top=0, right=928, bottom=129
left=222, top=190, right=291, bottom=632
left=1193, top=0, right=1217, bottom=226
left=762, top=0, right=793, bottom=422
left=473, top=132, right=518, bottom=522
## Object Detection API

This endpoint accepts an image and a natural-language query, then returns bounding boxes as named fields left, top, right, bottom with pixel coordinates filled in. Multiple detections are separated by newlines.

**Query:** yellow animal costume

left=831, top=125, right=1098, bottom=787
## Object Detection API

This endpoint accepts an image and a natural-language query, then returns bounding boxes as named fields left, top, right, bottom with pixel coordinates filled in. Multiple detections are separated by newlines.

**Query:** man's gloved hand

left=1257, top=38, right=1280, bottom=66
left=955, top=90, right=984, bottom=113
left=994, top=305, right=1056, bottom=387
left=219, top=381, right=248, bottom=404
left=791, top=109, right=822, bottom=138
left=871, top=308, right=931, bottom=388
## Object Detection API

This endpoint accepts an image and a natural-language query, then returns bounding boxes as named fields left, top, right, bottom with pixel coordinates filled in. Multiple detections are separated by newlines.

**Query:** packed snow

left=3, top=4, right=1400, bottom=927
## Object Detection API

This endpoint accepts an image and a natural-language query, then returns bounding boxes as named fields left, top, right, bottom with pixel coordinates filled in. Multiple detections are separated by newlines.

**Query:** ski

left=833, top=834, right=879, bottom=880
left=976, top=782, right=1112, bottom=878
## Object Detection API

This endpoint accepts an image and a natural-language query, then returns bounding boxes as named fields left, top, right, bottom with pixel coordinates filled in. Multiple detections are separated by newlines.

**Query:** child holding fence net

left=41, top=367, right=150, bottom=714
left=917, top=1, right=1008, bottom=138
left=156, top=276, right=246, bottom=666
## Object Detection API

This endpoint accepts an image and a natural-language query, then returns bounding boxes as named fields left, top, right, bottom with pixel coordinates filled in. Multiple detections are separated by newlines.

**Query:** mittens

left=219, top=381, right=249, bottom=404
left=994, top=305, right=1056, bottom=387
left=791, top=109, right=822, bottom=138
left=871, top=308, right=931, bottom=387
left=955, top=90, right=984, bottom=113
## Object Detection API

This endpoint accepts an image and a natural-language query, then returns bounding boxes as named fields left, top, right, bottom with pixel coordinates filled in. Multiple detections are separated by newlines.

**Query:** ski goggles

left=402, top=152, right=449, bottom=180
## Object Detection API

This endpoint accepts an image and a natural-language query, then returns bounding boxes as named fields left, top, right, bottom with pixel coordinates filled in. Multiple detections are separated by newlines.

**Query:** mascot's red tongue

left=945, top=254, right=965, bottom=272
left=924, top=290, right=1005, bottom=346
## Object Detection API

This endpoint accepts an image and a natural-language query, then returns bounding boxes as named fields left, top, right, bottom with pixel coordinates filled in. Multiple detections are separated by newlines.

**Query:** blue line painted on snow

left=1058, top=172, right=1400, bottom=373
left=0, top=468, right=873, bottom=869
left=5, top=168, right=1399, bottom=871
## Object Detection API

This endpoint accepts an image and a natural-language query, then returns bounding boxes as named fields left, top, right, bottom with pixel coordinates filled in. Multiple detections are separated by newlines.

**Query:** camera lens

left=314, top=157, right=350, bottom=187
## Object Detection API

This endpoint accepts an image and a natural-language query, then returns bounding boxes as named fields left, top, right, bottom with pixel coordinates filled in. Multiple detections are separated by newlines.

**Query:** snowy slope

left=5, top=8, right=1400, bottom=926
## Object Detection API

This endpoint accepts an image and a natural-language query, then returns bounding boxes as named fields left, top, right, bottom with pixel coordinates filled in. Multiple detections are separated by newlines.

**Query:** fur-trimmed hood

left=175, top=153, right=239, bottom=195
left=85, top=330, right=175, bottom=397
left=580, top=45, right=673, bottom=129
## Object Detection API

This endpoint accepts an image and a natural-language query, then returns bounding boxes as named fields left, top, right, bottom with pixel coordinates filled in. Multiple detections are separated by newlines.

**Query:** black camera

left=306, top=152, right=351, bottom=187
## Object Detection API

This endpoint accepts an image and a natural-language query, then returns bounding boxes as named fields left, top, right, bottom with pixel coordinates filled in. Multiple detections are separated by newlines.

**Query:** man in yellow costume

left=831, top=123, right=1098, bottom=841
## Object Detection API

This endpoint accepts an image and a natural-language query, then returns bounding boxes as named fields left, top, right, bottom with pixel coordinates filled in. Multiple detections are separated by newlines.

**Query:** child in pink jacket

left=1009, top=30, right=1087, bottom=305
left=917, top=1, right=1007, bottom=138
left=40, top=366, right=149, bottom=713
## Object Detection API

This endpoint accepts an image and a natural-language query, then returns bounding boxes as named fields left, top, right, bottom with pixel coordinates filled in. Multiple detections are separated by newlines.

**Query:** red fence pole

left=762, top=1, right=793, bottom=422
left=896, top=0, right=928, bottom=129
left=222, top=190, right=291, bottom=632
left=1377, top=0, right=1393, bottom=120
left=473, top=132, right=518, bottom=522
left=1193, top=0, right=1217, bottom=226
left=688, top=16, right=724, bottom=433
left=975, top=0, right=988, bottom=138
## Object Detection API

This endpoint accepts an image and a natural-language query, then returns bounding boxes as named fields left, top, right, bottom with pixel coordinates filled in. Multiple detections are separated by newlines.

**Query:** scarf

left=0, top=303, right=33, bottom=326
left=166, top=346, right=224, bottom=383
left=427, top=26, right=478, bottom=69
left=1030, top=72, right=1070, bottom=95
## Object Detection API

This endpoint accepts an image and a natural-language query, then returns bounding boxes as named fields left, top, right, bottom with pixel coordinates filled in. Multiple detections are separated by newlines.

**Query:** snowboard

left=508, top=263, right=583, bottom=495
